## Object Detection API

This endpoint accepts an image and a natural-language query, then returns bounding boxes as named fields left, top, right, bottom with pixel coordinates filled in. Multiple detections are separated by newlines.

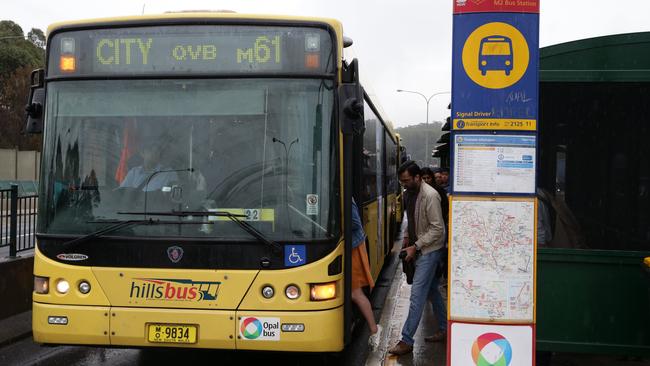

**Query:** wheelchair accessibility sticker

left=284, top=244, right=306, bottom=267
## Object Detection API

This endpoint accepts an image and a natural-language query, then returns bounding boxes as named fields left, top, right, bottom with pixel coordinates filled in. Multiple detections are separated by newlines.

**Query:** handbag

left=402, top=256, right=415, bottom=284
left=400, top=244, right=419, bottom=285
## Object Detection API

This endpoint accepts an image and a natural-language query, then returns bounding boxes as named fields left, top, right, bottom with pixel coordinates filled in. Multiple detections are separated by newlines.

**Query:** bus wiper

left=117, top=210, right=282, bottom=252
left=62, top=218, right=202, bottom=249
left=207, top=211, right=281, bottom=252
left=61, top=218, right=159, bottom=248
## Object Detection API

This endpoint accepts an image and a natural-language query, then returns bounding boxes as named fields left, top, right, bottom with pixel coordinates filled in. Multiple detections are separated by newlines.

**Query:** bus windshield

left=481, top=41, right=511, bottom=56
left=40, top=78, right=338, bottom=241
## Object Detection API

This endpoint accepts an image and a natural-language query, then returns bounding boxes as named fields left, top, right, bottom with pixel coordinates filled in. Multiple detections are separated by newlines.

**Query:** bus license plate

left=147, top=324, right=197, bottom=344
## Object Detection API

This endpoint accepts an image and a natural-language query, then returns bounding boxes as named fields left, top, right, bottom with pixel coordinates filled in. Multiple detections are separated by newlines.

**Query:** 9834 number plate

left=147, top=324, right=197, bottom=344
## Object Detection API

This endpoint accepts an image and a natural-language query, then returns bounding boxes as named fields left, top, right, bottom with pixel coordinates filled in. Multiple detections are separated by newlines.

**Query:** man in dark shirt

left=421, top=167, right=449, bottom=228
left=389, top=161, right=447, bottom=355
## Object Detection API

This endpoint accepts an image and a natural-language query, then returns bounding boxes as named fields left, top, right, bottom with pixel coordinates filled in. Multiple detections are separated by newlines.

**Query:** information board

left=453, top=134, right=536, bottom=194
left=449, top=196, right=536, bottom=322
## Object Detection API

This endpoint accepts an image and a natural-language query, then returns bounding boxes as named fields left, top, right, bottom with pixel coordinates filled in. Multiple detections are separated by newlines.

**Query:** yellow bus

left=25, top=12, right=402, bottom=352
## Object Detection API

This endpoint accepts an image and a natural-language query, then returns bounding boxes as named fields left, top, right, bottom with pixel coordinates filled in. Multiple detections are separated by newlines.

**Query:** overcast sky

left=3, top=0, right=650, bottom=128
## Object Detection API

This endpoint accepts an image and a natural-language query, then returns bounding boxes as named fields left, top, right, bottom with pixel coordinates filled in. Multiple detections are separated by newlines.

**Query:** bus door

left=358, top=104, right=385, bottom=279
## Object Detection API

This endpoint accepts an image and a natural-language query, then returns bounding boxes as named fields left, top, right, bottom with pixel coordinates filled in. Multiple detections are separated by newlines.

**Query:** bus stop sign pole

left=448, top=1, right=539, bottom=365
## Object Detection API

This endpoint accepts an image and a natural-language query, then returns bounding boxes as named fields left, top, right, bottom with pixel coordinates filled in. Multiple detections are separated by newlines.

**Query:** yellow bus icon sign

left=462, top=22, right=529, bottom=89
left=479, top=36, right=513, bottom=76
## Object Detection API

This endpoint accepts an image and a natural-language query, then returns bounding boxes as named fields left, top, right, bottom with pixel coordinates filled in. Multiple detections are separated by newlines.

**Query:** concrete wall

left=0, top=149, right=40, bottom=181
left=0, top=256, right=33, bottom=320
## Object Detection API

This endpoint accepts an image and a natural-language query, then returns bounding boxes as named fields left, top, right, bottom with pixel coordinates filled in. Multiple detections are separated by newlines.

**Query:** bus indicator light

left=305, top=54, right=320, bottom=69
left=34, top=276, right=49, bottom=294
left=310, top=282, right=336, bottom=301
left=60, top=56, right=76, bottom=72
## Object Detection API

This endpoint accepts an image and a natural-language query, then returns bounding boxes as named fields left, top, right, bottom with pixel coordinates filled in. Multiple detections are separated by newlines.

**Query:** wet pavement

left=365, top=262, right=446, bottom=366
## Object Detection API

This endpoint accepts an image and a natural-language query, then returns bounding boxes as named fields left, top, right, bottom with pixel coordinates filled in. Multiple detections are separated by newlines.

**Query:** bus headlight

left=78, top=281, right=91, bottom=294
left=34, top=276, right=49, bottom=294
left=310, top=282, right=336, bottom=301
left=262, top=285, right=275, bottom=299
left=285, top=285, right=301, bottom=300
left=55, top=279, right=70, bottom=294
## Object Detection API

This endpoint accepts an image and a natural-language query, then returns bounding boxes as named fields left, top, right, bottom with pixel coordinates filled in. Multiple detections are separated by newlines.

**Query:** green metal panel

left=537, top=248, right=650, bottom=356
left=540, top=32, right=650, bottom=82
left=537, top=32, right=650, bottom=356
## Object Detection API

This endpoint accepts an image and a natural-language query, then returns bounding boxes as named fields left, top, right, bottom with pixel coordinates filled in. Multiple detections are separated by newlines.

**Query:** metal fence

left=1, top=184, right=38, bottom=256
left=0, top=180, right=39, bottom=195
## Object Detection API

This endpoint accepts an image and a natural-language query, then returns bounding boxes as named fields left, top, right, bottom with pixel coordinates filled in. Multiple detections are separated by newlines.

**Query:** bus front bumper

left=33, top=302, right=344, bottom=352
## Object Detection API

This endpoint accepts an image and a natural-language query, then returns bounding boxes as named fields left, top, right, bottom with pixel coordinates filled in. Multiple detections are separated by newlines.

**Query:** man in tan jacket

left=389, top=161, right=447, bottom=356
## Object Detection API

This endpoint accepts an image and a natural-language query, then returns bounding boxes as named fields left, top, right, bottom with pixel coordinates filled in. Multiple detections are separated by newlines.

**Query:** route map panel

left=449, top=196, right=536, bottom=322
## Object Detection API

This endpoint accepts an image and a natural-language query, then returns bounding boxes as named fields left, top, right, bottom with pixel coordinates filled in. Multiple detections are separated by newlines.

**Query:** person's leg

left=399, top=251, right=437, bottom=345
left=351, top=288, right=378, bottom=334
left=428, top=248, right=447, bottom=334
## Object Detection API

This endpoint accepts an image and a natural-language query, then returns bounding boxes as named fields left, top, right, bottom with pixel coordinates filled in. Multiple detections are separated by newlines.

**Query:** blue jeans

left=400, top=247, right=447, bottom=345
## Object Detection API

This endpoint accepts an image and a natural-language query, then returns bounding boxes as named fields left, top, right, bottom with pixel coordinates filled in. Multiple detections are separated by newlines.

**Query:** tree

left=0, top=20, right=45, bottom=150
left=0, top=20, right=44, bottom=77
left=28, top=28, right=46, bottom=49
left=0, top=66, right=42, bottom=150
left=395, top=122, right=444, bottom=166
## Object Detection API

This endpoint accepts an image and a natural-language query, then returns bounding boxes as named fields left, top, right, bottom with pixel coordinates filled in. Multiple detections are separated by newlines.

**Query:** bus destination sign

left=49, top=26, right=333, bottom=76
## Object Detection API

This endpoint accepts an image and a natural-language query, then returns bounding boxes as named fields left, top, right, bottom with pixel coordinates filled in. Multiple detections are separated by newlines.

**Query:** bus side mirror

left=339, top=59, right=364, bottom=136
left=339, top=85, right=364, bottom=136
left=24, top=69, right=45, bottom=134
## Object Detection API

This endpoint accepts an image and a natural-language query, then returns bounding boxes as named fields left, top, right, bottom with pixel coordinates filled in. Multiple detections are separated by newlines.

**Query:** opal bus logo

left=239, top=317, right=281, bottom=341
left=240, top=317, right=263, bottom=339
left=129, top=278, right=221, bottom=302
left=471, top=332, right=512, bottom=366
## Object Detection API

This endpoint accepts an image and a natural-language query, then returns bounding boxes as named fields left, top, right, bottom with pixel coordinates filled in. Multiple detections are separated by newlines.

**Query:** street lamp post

left=0, top=35, right=28, bottom=41
left=397, top=89, right=450, bottom=166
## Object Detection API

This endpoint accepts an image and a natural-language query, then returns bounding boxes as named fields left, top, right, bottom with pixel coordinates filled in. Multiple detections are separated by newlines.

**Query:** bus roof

left=47, top=12, right=343, bottom=35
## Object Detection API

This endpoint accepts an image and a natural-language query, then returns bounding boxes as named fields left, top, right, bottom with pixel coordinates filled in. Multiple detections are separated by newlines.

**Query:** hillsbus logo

left=129, top=278, right=221, bottom=302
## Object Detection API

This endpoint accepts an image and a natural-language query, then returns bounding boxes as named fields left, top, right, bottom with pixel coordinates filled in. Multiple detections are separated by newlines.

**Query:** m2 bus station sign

left=449, top=1, right=539, bottom=365
left=454, top=0, right=539, bottom=14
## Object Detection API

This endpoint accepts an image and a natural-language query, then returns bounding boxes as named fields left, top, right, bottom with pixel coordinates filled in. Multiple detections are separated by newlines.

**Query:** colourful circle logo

left=462, top=22, right=529, bottom=89
left=240, top=317, right=262, bottom=339
left=471, top=332, right=512, bottom=366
